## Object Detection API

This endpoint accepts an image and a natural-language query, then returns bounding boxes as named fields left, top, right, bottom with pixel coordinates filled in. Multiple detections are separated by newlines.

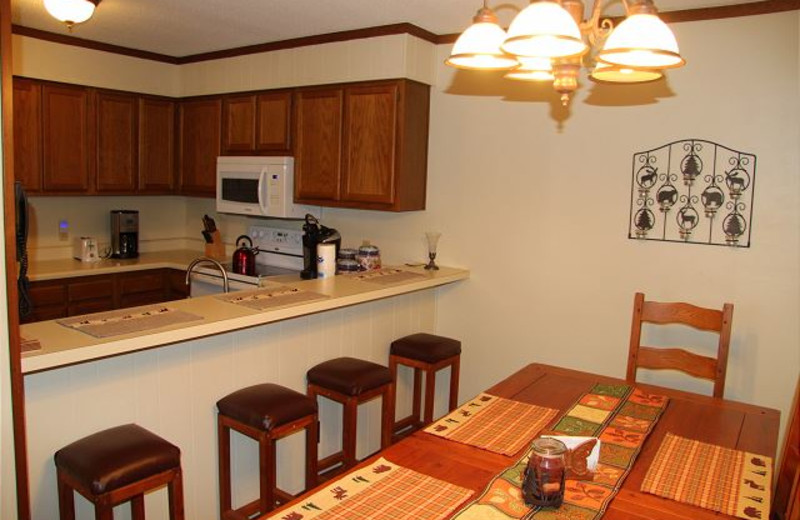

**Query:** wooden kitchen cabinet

left=222, top=91, right=292, bottom=154
left=179, top=97, right=222, bottom=197
left=294, top=88, right=343, bottom=202
left=12, top=77, right=43, bottom=193
left=96, top=90, right=138, bottom=193
left=41, top=83, right=92, bottom=192
left=294, top=79, right=429, bottom=211
left=22, top=269, right=189, bottom=324
left=139, top=97, right=176, bottom=193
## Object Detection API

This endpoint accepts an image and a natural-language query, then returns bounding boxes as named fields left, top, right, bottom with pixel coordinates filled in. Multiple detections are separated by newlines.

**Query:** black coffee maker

left=301, top=214, right=341, bottom=279
left=110, top=210, right=139, bottom=259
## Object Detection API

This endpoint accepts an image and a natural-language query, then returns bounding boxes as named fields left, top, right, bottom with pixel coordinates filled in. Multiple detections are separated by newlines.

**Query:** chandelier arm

left=578, top=0, right=616, bottom=44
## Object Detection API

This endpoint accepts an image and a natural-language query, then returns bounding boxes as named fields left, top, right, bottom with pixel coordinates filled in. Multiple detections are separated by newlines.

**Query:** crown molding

left=13, top=0, right=798, bottom=64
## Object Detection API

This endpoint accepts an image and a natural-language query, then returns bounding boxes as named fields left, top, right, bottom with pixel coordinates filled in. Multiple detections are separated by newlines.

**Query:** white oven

left=216, top=156, right=320, bottom=219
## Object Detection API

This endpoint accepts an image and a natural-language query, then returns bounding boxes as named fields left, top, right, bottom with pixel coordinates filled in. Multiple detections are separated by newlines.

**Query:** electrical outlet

left=58, top=219, right=69, bottom=242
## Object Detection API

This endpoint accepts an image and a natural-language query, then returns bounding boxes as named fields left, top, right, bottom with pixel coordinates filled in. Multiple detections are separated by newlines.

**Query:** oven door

left=188, top=272, right=258, bottom=297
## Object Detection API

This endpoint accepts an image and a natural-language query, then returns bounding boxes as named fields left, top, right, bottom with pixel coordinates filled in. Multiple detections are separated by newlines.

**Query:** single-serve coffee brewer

left=110, top=210, right=139, bottom=259
left=301, top=214, right=340, bottom=279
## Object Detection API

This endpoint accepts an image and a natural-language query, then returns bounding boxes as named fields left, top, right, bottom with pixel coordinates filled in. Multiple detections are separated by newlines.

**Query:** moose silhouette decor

left=629, top=139, right=755, bottom=247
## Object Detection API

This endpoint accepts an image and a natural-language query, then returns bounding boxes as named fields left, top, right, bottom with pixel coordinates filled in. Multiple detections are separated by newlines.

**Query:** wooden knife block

left=204, top=230, right=226, bottom=261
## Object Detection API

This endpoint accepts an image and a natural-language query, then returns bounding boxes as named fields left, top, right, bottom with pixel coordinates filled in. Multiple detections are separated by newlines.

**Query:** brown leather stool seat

left=217, top=383, right=318, bottom=519
left=307, top=357, right=395, bottom=477
left=389, top=333, right=462, bottom=439
left=54, top=423, right=184, bottom=520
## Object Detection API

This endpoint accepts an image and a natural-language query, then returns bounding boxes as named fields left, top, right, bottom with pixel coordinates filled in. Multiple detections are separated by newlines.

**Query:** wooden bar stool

left=54, top=423, right=184, bottom=520
left=389, top=333, right=461, bottom=439
left=216, top=383, right=318, bottom=519
left=307, top=357, right=394, bottom=476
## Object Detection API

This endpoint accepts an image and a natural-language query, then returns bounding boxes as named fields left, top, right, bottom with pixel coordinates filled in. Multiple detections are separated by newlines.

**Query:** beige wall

left=322, top=11, right=800, bottom=426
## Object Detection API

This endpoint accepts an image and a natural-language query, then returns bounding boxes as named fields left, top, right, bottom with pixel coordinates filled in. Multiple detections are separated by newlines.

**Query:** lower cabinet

left=22, top=269, right=189, bottom=324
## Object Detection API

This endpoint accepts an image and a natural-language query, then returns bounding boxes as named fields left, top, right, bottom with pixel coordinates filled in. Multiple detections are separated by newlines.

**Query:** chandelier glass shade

left=596, top=12, right=685, bottom=69
left=44, top=0, right=101, bottom=29
left=502, top=1, right=588, bottom=58
left=445, top=0, right=684, bottom=104
left=445, top=6, right=521, bottom=70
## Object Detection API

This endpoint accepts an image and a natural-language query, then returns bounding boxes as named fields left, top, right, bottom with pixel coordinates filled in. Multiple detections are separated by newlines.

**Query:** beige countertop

left=20, top=265, right=469, bottom=374
left=27, top=250, right=204, bottom=281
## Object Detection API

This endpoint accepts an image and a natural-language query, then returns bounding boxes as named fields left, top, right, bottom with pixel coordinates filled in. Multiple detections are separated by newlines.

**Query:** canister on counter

left=336, top=258, right=360, bottom=274
left=338, top=248, right=358, bottom=260
left=356, top=245, right=381, bottom=271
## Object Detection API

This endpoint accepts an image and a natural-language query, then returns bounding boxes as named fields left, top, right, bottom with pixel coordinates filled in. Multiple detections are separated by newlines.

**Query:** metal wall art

left=628, top=139, right=756, bottom=247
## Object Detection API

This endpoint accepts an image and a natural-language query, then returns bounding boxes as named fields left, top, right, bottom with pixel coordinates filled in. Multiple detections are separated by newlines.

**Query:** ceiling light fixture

left=44, top=0, right=101, bottom=31
left=446, top=0, right=685, bottom=106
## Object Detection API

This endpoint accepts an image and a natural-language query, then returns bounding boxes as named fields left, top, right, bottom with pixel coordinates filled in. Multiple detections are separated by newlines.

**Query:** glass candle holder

left=522, top=438, right=567, bottom=508
left=425, top=232, right=441, bottom=270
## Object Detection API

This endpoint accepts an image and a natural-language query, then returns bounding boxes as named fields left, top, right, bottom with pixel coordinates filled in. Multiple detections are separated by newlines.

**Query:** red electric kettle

left=232, top=235, right=259, bottom=276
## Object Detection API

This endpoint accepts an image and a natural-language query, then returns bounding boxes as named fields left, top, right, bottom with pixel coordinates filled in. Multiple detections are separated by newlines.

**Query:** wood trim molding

left=11, top=25, right=179, bottom=64
left=12, top=0, right=795, bottom=65
left=2, top=3, right=32, bottom=520
left=177, top=23, right=439, bottom=64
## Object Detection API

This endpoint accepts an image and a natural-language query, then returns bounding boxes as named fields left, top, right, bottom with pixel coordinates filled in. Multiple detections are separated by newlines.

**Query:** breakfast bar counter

left=20, top=265, right=469, bottom=374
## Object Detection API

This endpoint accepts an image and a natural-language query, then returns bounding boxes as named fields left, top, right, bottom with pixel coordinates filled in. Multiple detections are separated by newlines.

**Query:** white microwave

left=216, top=156, right=320, bottom=219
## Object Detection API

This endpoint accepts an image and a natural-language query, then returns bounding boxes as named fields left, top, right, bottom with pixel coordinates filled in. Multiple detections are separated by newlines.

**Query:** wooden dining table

left=261, top=363, right=781, bottom=520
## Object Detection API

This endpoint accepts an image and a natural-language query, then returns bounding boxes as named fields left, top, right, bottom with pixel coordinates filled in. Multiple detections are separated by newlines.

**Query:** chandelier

left=44, top=0, right=102, bottom=30
left=445, top=0, right=685, bottom=106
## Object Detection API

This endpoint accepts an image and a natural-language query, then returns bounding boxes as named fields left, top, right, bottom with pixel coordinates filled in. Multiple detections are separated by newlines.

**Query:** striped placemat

left=424, top=393, right=559, bottom=456
left=348, top=268, right=427, bottom=285
left=451, top=384, right=669, bottom=520
left=262, top=457, right=472, bottom=520
left=57, top=306, right=203, bottom=338
left=641, top=433, right=772, bottom=520
left=217, top=286, right=329, bottom=311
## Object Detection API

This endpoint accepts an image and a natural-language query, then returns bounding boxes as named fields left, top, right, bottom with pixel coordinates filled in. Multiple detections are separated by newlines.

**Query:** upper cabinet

left=294, top=79, right=429, bottom=211
left=12, top=78, right=42, bottom=193
left=96, top=91, right=138, bottom=193
left=12, top=77, right=431, bottom=210
left=41, top=83, right=92, bottom=193
left=138, top=97, right=177, bottom=194
left=178, top=97, right=221, bottom=197
left=222, top=91, right=292, bottom=155
left=13, top=78, right=177, bottom=195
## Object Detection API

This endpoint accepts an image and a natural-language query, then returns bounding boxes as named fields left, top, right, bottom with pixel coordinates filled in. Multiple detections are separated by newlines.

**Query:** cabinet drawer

left=68, top=298, right=115, bottom=317
left=120, top=291, right=167, bottom=309
left=68, top=277, right=115, bottom=302
left=23, top=305, right=67, bottom=324
left=119, top=270, right=165, bottom=295
left=29, top=281, right=66, bottom=306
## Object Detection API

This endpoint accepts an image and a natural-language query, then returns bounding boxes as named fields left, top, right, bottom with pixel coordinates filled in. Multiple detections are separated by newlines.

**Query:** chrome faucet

left=185, top=257, right=229, bottom=295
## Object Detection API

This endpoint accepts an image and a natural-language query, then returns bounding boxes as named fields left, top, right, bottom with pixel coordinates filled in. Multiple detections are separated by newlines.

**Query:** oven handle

left=257, top=168, right=270, bottom=216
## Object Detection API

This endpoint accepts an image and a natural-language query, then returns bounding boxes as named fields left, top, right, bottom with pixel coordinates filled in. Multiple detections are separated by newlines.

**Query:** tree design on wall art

left=628, top=139, right=756, bottom=247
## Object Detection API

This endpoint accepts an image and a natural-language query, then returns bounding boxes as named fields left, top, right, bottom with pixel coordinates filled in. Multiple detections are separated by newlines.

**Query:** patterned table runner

left=58, top=306, right=203, bottom=338
left=452, top=383, right=669, bottom=520
left=348, top=268, right=427, bottom=285
left=424, top=393, right=559, bottom=456
left=217, top=287, right=329, bottom=311
left=262, top=457, right=472, bottom=520
left=641, top=432, right=772, bottom=520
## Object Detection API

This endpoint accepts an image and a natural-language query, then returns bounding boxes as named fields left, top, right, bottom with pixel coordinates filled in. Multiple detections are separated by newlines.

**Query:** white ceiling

left=11, top=0, right=764, bottom=57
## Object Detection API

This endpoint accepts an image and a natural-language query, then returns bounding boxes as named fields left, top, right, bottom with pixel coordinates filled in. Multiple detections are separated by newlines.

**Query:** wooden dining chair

left=626, top=292, right=734, bottom=398
left=772, top=376, right=800, bottom=520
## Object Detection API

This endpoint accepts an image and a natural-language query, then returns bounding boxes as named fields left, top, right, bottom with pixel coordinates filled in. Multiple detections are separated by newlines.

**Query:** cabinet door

left=179, top=98, right=221, bottom=197
left=96, top=91, right=138, bottom=192
left=118, top=270, right=167, bottom=308
left=222, top=94, right=255, bottom=153
left=341, top=84, right=397, bottom=205
left=23, top=280, right=67, bottom=323
left=255, top=91, right=291, bottom=153
left=139, top=97, right=176, bottom=193
left=42, top=83, right=91, bottom=192
left=12, top=78, right=43, bottom=193
left=66, top=276, right=115, bottom=316
left=294, top=89, right=343, bottom=202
